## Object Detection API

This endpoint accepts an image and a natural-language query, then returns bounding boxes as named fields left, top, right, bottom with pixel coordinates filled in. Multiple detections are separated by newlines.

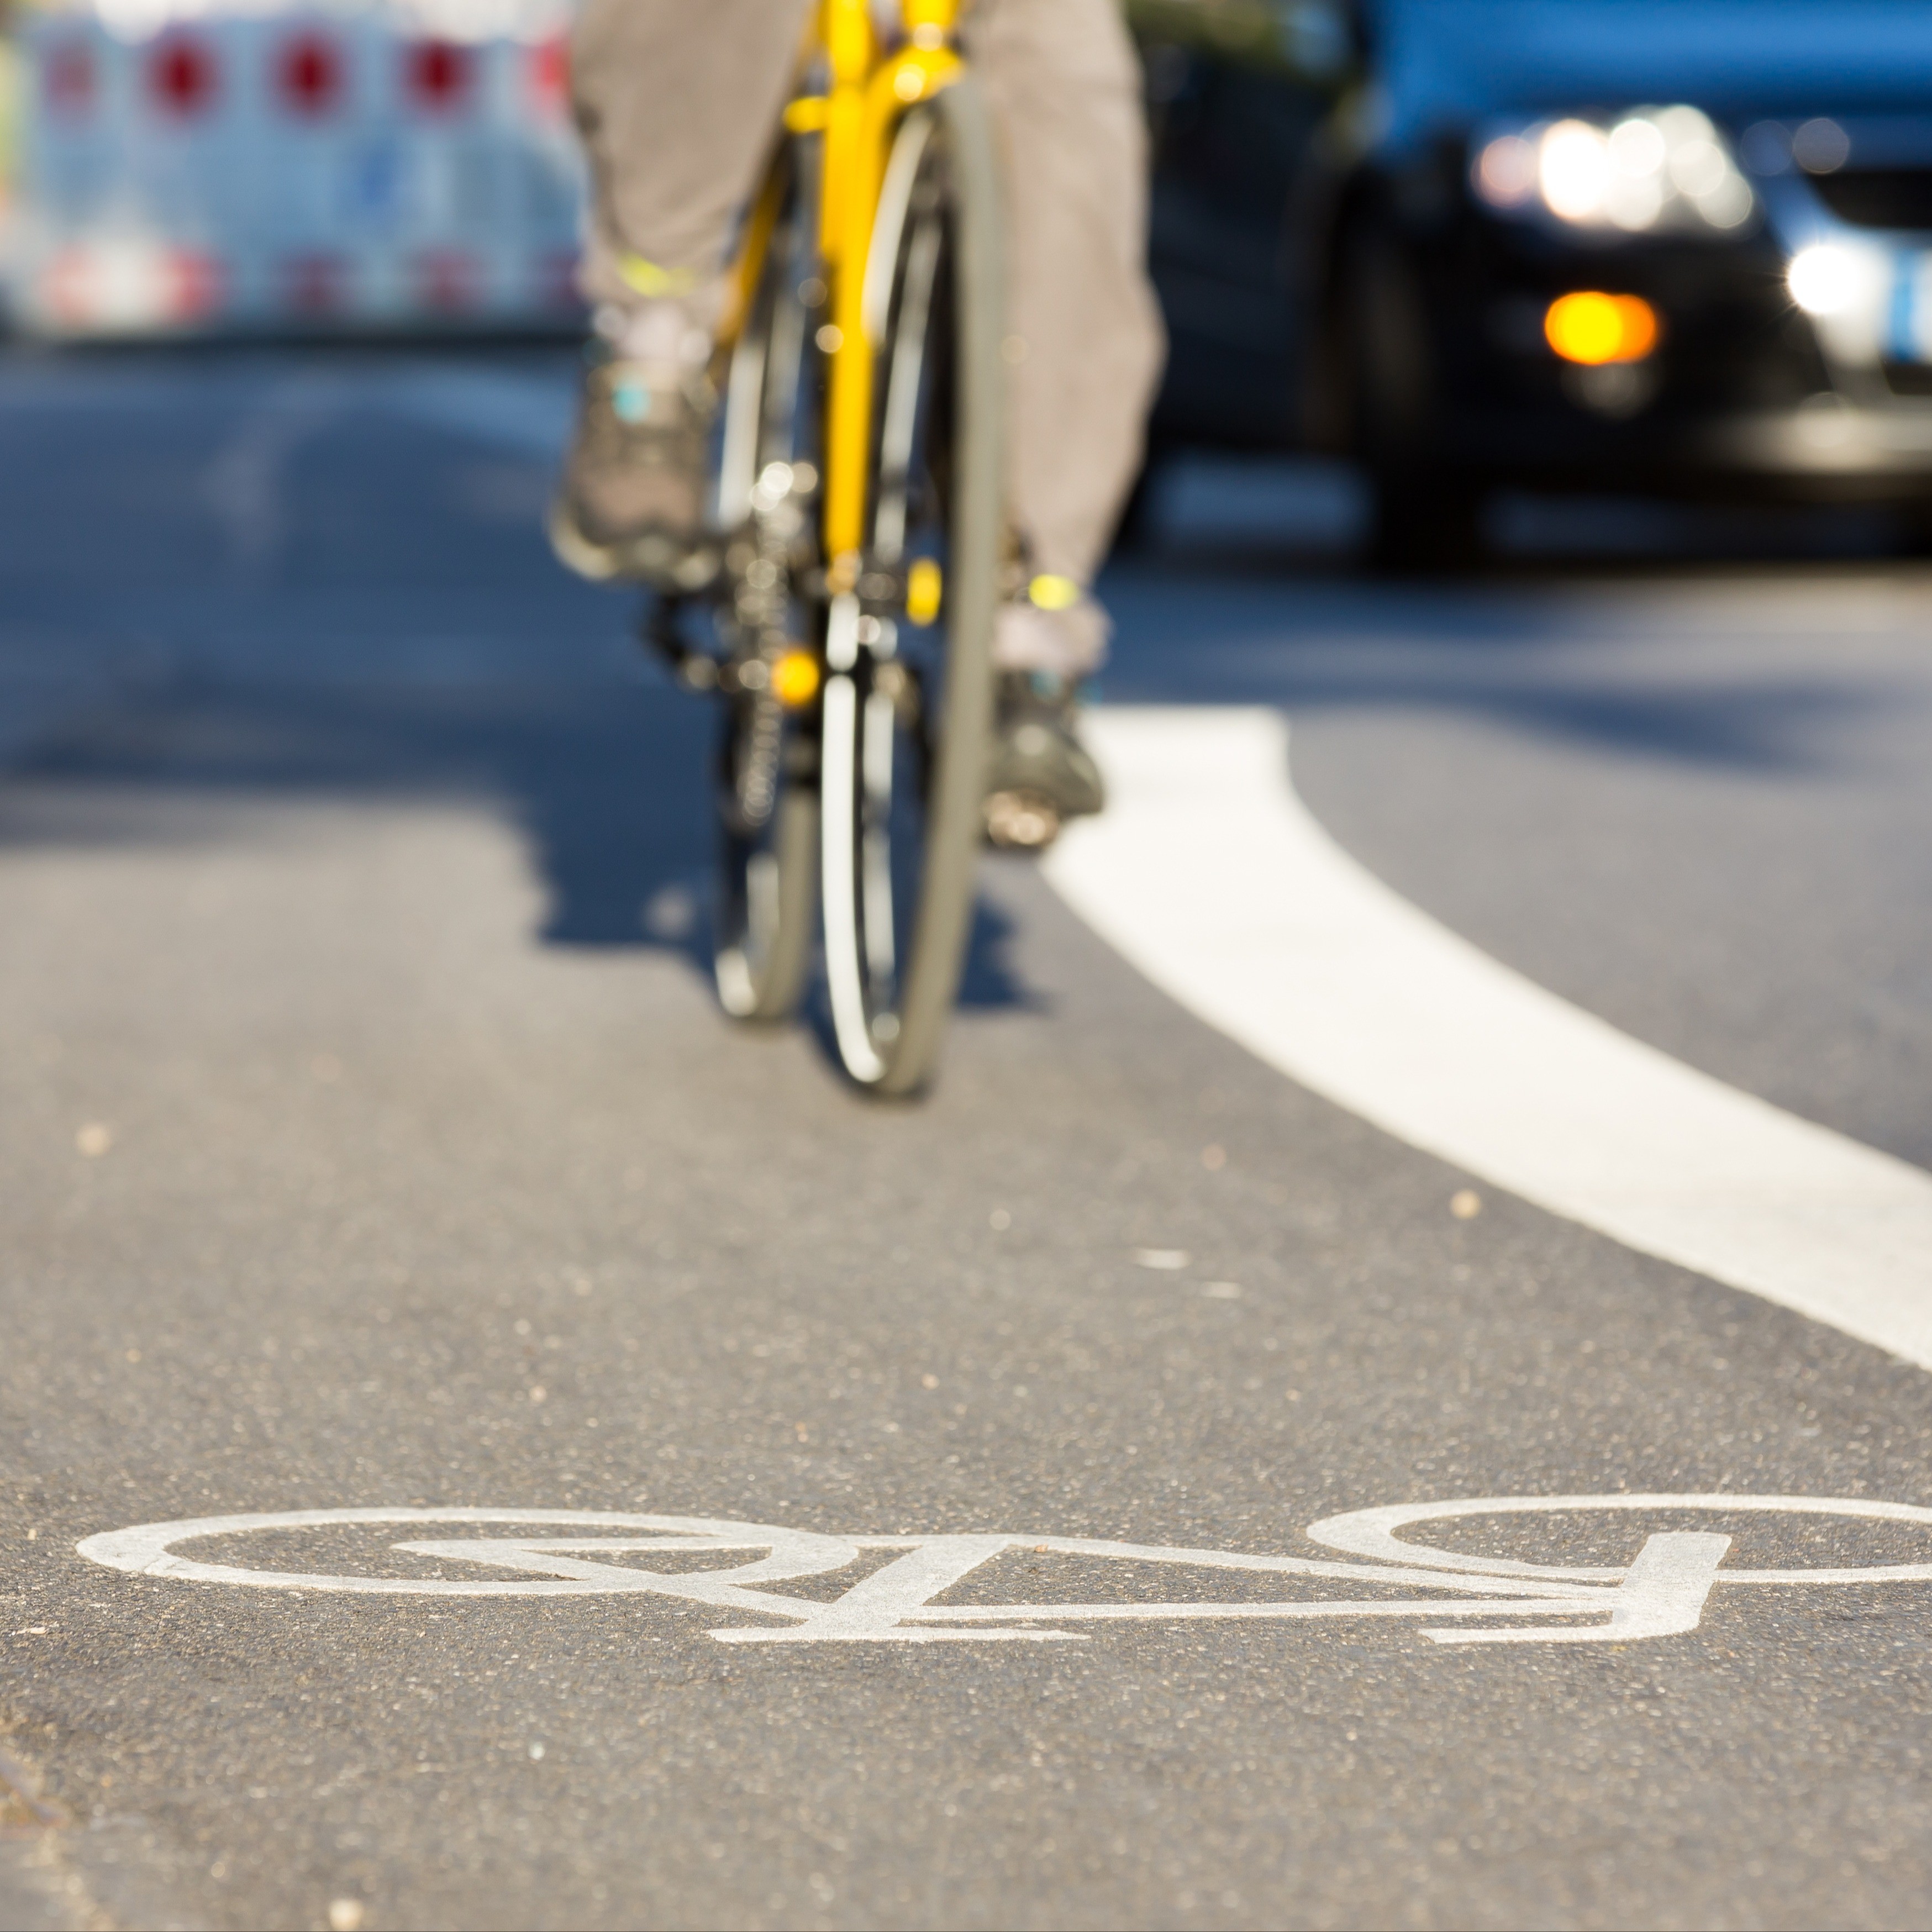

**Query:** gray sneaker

left=549, top=357, right=718, bottom=591
left=983, top=671, right=1106, bottom=851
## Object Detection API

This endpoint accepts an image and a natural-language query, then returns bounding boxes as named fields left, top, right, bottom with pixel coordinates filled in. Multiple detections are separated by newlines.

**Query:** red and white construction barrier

left=11, top=0, right=586, bottom=335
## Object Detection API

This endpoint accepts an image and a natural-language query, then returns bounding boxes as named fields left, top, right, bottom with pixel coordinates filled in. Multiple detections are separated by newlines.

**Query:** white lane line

left=1043, top=707, right=1932, bottom=1371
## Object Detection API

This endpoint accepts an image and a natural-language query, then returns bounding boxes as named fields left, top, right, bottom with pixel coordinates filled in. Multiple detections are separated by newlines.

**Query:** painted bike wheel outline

left=76, top=1508, right=863, bottom=1597
left=1305, top=1493, right=1932, bottom=1586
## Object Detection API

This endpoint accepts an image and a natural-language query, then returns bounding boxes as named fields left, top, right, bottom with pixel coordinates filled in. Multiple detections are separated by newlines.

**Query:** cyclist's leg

left=572, top=0, right=808, bottom=325
left=967, top=0, right=1167, bottom=838
left=554, top=0, right=812, bottom=585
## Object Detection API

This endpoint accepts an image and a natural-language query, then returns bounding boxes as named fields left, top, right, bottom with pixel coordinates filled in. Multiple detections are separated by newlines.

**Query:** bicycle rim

left=819, top=78, right=1002, bottom=1096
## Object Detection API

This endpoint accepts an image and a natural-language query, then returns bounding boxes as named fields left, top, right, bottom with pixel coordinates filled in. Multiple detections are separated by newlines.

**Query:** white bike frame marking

left=75, top=1496, right=1932, bottom=1648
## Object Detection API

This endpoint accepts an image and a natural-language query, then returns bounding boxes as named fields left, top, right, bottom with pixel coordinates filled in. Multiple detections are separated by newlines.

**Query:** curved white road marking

left=78, top=1499, right=1932, bottom=1648
left=1043, top=708, right=1932, bottom=1371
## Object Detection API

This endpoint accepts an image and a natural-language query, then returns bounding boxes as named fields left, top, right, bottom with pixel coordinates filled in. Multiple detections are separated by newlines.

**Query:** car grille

left=1810, top=169, right=1932, bottom=230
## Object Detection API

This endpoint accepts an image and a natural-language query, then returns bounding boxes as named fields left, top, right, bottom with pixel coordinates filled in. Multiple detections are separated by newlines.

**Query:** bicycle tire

left=713, top=735, right=818, bottom=1022
left=819, top=75, right=1003, bottom=1095
left=712, top=143, right=824, bottom=1023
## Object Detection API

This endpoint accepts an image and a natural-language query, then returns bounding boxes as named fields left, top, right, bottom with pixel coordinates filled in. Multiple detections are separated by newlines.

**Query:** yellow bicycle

left=650, top=0, right=1001, bottom=1096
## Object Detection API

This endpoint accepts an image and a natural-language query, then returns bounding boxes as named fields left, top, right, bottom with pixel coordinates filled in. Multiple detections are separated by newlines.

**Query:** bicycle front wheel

left=819, top=76, right=1003, bottom=1096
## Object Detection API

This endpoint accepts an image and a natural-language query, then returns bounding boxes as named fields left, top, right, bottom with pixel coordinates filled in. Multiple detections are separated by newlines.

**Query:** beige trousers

left=570, top=0, right=1166, bottom=651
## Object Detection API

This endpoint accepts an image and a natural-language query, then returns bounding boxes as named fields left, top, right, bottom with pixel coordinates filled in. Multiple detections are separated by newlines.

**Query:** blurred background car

left=1130, top=0, right=1932, bottom=567
left=10, top=0, right=1932, bottom=576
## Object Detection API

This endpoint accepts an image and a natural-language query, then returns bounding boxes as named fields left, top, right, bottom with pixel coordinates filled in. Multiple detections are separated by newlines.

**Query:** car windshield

left=1373, top=1, right=1932, bottom=136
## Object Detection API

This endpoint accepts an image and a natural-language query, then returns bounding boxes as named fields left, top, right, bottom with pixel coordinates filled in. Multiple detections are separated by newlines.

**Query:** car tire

left=1340, top=218, right=1488, bottom=573
left=1367, top=468, right=1488, bottom=572
left=1108, top=451, right=1167, bottom=558
left=1897, top=497, right=1932, bottom=559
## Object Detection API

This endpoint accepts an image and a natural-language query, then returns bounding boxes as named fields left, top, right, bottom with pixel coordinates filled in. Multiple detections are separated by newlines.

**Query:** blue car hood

left=1372, top=1, right=1932, bottom=143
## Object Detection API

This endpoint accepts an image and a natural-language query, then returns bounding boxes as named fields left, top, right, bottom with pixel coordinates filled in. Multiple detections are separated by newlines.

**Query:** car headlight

left=1786, top=243, right=1887, bottom=318
left=1473, top=107, right=1755, bottom=235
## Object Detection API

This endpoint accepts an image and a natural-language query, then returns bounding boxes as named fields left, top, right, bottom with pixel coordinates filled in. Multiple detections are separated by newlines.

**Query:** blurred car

left=1130, top=0, right=1932, bottom=563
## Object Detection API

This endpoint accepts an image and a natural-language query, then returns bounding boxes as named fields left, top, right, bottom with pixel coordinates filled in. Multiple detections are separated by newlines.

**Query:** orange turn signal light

left=1544, top=291, right=1660, bottom=366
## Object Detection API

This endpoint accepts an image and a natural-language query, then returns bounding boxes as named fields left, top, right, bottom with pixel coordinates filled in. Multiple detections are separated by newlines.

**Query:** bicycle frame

left=723, top=0, right=966, bottom=592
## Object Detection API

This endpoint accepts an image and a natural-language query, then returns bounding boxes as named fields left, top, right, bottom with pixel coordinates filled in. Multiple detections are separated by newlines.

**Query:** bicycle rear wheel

left=819, top=77, right=1003, bottom=1095
left=712, top=144, right=824, bottom=1022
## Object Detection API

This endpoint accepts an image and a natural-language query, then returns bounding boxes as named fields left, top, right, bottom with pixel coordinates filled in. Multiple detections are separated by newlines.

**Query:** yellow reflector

left=906, top=557, right=944, bottom=626
left=1028, top=572, right=1081, bottom=611
left=1544, top=292, right=1660, bottom=366
left=771, top=650, right=821, bottom=709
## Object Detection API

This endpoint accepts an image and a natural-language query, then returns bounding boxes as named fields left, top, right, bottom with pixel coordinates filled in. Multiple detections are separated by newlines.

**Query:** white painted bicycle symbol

left=77, top=1494, right=1932, bottom=1648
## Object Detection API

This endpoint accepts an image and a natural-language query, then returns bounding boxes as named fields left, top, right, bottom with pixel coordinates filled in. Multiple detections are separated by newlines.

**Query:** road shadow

left=0, top=343, right=1038, bottom=1022
left=0, top=672, right=1037, bottom=1016
left=1128, top=450, right=1923, bottom=578
left=1098, top=457, right=1929, bottom=778
left=1092, top=592, right=1910, bottom=775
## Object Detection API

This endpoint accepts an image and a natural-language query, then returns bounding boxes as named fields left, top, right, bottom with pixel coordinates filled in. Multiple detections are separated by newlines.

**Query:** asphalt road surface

left=4, top=350, right=1932, bottom=1932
